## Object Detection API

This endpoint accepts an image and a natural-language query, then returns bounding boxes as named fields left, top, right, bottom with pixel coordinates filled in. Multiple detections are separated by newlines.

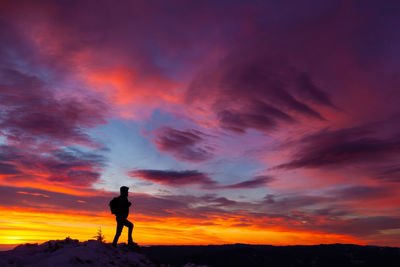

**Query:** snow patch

left=0, top=238, right=152, bottom=267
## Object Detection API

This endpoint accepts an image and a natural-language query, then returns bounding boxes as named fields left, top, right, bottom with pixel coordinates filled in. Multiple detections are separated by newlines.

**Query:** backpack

left=109, top=197, right=119, bottom=215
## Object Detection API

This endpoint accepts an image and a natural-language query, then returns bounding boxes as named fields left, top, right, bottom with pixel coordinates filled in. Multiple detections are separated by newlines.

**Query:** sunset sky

left=1, top=0, right=400, bottom=250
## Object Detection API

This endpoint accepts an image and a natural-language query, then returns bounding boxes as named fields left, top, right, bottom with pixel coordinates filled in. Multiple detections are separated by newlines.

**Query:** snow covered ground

left=0, top=238, right=152, bottom=267
left=0, top=238, right=208, bottom=267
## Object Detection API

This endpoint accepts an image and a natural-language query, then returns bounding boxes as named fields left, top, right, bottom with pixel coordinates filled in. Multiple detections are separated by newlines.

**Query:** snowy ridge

left=0, top=238, right=150, bottom=266
left=0, top=238, right=207, bottom=267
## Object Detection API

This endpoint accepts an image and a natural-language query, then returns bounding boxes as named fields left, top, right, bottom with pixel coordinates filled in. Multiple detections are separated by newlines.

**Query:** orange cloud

left=88, top=67, right=180, bottom=104
left=84, top=66, right=183, bottom=120
left=16, top=191, right=49, bottom=198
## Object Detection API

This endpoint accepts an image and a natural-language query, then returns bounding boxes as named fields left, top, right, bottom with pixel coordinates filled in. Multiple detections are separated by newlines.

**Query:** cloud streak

left=219, top=175, right=274, bottom=189
left=274, top=125, right=400, bottom=182
left=129, top=169, right=216, bottom=187
left=129, top=169, right=274, bottom=190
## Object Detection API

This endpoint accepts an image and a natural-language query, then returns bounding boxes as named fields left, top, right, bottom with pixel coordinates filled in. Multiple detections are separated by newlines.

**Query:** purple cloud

left=0, top=69, right=107, bottom=147
left=220, top=175, right=274, bottom=189
left=274, top=126, right=400, bottom=182
left=129, top=169, right=273, bottom=190
left=0, top=145, right=106, bottom=187
left=129, top=169, right=216, bottom=187
left=154, top=127, right=213, bottom=162
left=0, top=162, right=20, bottom=175
left=217, top=101, right=294, bottom=133
left=187, top=49, right=336, bottom=134
left=328, top=186, right=392, bottom=201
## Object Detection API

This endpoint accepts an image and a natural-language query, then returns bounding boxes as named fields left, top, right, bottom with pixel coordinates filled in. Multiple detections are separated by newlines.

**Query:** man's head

left=120, top=186, right=129, bottom=197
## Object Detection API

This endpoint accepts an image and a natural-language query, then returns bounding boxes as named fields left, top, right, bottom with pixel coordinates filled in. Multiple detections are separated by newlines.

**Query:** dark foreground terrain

left=2, top=239, right=399, bottom=267
left=142, top=243, right=400, bottom=267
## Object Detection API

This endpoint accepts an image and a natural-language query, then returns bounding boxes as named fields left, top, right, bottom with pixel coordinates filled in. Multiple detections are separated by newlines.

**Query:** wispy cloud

left=154, top=127, right=213, bottom=162
left=219, top=175, right=274, bottom=189
left=129, top=169, right=217, bottom=187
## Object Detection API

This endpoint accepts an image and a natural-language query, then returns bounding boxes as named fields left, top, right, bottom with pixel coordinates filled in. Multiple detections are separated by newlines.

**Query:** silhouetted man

left=111, top=186, right=134, bottom=247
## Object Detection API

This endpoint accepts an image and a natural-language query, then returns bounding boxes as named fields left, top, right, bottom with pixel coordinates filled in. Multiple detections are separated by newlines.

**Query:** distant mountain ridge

left=141, top=243, right=400, bottom=267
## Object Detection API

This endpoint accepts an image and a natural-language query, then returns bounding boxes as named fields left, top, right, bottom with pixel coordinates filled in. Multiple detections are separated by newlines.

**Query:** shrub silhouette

left=93, top=227, right=105, bottom=243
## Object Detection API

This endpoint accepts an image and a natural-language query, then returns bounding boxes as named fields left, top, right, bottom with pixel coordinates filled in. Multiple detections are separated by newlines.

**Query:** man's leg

left=123, top=219, right=134, bottom=244
left=112, top=219, right=124, bottom=247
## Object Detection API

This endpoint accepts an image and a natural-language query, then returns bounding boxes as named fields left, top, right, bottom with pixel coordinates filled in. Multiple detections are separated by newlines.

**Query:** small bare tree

left=94, top=227, right=106, bottom=243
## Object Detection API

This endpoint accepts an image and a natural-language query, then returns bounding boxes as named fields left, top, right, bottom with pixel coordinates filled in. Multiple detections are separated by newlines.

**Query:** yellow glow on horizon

left=0, top=207, right=364, bottom=247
